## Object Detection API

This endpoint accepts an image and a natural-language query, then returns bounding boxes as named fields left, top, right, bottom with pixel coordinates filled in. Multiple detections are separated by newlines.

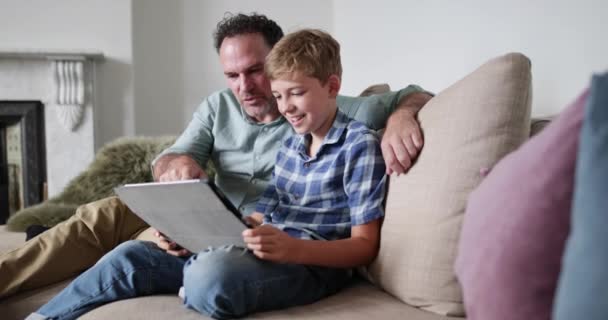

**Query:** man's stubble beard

left=245, top=96, right=280, bottom=122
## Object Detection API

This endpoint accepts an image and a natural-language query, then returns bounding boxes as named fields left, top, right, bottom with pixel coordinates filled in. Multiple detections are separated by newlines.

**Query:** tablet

left=114, top=179, right=247, bottom=252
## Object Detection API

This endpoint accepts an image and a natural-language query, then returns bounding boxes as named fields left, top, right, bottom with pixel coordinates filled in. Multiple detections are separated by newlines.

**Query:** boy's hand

left=152, top=228, right=191, bottom=257
left=243, top=212, right=264, bottom=228
left=242, top=225, right=298, bottom=263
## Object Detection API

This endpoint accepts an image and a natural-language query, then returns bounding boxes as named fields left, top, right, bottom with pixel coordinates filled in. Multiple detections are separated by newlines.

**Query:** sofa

left=0, top=52, right=545, bottom=320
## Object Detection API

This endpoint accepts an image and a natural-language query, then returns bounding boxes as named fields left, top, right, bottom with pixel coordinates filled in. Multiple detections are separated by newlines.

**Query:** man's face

left=219, top=33, right=279, bottom=123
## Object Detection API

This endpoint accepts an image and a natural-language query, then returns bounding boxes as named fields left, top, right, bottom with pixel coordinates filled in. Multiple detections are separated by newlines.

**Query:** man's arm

left=337, top=85, right=433, bottom=174
left=151, top=95, right=216, bottom=181
left=382, top=92, right=433, bottom=175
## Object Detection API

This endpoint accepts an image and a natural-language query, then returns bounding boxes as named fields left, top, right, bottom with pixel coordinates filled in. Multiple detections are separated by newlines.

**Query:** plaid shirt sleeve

left=343, top=132, right=387, bottom=226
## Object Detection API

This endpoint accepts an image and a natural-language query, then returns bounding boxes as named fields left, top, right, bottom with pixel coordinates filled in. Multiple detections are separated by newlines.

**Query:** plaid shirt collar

left=295, top=110, right=349, bottom=160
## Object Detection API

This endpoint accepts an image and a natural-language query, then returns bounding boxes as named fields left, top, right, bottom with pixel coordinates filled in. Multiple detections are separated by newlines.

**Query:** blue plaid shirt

left=255, top=111, right=387, bottom=241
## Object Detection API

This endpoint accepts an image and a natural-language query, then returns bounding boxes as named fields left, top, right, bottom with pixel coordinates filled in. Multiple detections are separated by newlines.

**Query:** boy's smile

left=271, top=73, right=341, bottom=140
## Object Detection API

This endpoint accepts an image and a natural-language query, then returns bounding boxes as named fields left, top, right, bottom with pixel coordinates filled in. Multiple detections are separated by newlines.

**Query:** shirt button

left=304, top=163, right=310, bottom=168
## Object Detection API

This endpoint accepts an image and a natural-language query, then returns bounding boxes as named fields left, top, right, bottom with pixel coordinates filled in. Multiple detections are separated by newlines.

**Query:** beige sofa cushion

left=0, top=277, right=462, bottom=320
left=368, top=53, right=533, bottom=316
left=79, top=281, right=462, bottom=320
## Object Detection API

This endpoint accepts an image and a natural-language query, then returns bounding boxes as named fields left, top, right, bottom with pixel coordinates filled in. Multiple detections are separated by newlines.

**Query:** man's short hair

left=265, top=29, right=342, bottom=84
left=213, top=12, right=284, bottom=52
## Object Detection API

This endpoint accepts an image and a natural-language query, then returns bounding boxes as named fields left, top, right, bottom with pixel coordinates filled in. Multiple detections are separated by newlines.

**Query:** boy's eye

left=291, top=90, right=305, bottom=96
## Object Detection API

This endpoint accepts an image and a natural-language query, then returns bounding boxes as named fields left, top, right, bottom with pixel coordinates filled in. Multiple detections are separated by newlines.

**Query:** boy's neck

left=307, top=106, right=338, bottom=157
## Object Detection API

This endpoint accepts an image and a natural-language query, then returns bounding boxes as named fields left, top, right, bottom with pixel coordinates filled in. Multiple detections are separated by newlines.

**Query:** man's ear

left=327, top=74, right=341, bottom=98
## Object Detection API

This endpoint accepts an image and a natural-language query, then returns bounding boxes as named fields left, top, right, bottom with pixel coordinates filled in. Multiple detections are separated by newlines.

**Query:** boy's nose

left=280, top=101, right=296, bottom=114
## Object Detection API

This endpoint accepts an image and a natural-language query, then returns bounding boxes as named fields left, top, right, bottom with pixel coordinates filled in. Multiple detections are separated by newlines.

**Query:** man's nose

left=239, top=75, right=254, bottom=92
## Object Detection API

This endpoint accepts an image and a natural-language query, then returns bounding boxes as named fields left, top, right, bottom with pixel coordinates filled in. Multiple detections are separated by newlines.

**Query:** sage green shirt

left=155, top=85, right=424, bottom=215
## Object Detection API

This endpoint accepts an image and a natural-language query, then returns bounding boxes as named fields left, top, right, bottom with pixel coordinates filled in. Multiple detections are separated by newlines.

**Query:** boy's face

left=271, top=73, right=340, bottom=137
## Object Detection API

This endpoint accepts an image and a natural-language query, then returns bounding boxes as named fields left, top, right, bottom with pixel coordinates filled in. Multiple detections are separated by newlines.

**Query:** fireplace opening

left=0, top=101, right=46, bottom=224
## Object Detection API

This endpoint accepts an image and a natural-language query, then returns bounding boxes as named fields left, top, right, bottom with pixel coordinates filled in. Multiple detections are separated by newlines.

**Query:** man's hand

left=153, top=154, right=207, bottom=182
left=381, top=109, right=423, bottom=175
left=152, top=228, right=191, bottom=257
left=242, top=225, right=298, bottom=263
left=381, top=92, right=432, bottom=175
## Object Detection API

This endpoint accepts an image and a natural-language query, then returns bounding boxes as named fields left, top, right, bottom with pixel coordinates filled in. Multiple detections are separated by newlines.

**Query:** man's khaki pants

left=0, top=196, right=155, bottom=299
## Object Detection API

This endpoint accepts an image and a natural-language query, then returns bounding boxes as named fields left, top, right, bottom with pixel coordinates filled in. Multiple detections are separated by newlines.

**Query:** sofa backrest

left=367, top=53, right=533, bottom=316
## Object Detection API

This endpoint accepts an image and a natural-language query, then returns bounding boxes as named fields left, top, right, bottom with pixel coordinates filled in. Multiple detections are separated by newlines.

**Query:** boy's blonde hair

left=265, top=29, right=342, bottom=83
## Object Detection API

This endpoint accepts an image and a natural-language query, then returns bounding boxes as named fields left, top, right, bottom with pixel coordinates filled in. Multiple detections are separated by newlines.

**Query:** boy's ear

left=327, top=74, right=341, bottom=98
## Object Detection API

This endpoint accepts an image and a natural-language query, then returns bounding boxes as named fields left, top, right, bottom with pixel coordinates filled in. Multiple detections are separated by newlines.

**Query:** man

left=0, top=12, right=432, bottom=299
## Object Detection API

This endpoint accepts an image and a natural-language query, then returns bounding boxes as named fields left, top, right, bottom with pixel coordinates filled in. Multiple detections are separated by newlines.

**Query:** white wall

left=132, top=0, right=184, bottom=136
left=1, top=0, right=605, bottom=195
left=334, top=0, right=608, bottom=117
left=3, top=0, right=606, bottom=141
left=0, top=0, right=334, bottom=145
left=0, top=0, right=134, bottom=147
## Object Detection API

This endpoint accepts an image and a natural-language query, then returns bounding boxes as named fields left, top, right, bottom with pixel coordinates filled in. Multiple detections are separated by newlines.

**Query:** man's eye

left=246, top=68, right=262, bottom=76
left=292, top=91, right=304, bottom=96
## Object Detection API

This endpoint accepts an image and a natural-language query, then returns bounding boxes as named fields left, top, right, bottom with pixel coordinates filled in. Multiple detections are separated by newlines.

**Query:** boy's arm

left=244, top=132, right=386, bottom=268
left=242, top=219, right=381, bottom=268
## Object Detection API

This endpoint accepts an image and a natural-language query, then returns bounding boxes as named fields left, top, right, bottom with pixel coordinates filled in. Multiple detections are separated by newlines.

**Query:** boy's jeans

left=28, top=240, right=351, bottom=320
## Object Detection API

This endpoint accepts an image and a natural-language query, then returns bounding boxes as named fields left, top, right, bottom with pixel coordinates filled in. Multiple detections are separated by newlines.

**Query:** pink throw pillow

left=454, top=89, right=588, bottom=320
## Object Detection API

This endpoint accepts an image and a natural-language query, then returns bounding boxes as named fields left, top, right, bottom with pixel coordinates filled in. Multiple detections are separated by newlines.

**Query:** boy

left=27, top=29, right=386, bottom=320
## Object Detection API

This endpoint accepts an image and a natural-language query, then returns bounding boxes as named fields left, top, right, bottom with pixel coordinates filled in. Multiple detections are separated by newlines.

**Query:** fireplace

left=0, top=49, right=103, bottom=204
left=0, top=101, right=46, bottom=223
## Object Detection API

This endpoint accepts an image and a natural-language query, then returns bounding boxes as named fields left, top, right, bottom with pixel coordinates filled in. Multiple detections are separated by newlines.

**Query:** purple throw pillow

left=454, top=89, right=588, bottom=320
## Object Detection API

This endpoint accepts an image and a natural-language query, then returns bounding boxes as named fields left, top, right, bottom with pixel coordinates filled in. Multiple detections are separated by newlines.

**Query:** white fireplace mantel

left=0, top=49, right=104, bottom=60
left=0, top=49, right=104, bottom=131
left=0, top=49, right=104, bottom=196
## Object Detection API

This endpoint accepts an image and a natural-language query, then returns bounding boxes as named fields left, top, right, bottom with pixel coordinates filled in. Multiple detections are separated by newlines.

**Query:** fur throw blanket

left=6, top=136, right=176, bottom=231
